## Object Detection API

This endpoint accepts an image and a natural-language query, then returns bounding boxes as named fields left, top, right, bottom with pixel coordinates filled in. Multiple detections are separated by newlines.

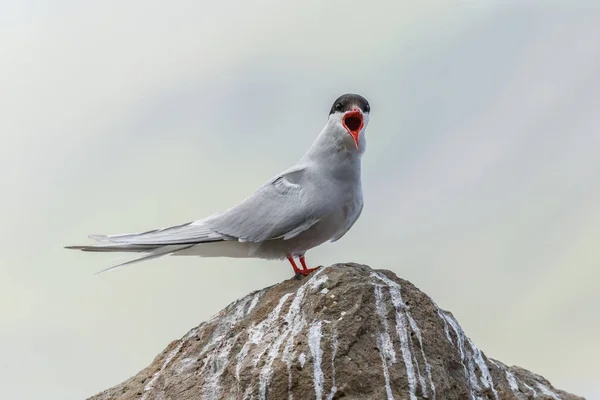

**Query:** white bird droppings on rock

left=326, top=327, right=338, bottom=400
left=91, top=264, right=581, bottom=400
left=308, top=320, right=325, bottom=400
left=372, top=272, right=418, bottom=400
left=298, top=352, right=307, bottom=368
left=536, top=381, right=561, bottom=399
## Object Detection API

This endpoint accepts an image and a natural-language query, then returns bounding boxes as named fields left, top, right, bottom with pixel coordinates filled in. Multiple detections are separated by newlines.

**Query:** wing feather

left=204, top=167, right=324, bottom=242
left=88, top=166, right=324, bottom=246
left=89, top=222, right=228, bottom=245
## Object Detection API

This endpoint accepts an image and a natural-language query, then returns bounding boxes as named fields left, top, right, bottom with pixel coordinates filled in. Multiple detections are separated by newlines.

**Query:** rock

left=89, top=263, right=584, bottom=400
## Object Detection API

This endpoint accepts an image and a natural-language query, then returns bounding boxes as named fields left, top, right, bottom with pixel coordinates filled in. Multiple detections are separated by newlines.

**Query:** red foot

left=299, top=255, right=321, bottom=275
left=298, top=268, right=320, bottom=276
left=295, top=267, right=319, bottom=276
left=287, top=254, right=321, bottom=277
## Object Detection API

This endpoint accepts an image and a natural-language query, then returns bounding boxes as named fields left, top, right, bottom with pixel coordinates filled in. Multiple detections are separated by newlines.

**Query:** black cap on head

left=329, top=93, right=370, bottom=115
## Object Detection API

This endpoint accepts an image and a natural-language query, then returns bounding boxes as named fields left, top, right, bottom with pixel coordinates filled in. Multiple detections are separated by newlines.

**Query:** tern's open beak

left=342, top=108, right=364, bottom=149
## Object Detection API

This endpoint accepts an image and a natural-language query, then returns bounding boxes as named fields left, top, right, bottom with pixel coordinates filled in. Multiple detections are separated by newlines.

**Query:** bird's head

left=328, top=93, right=370, bottom=152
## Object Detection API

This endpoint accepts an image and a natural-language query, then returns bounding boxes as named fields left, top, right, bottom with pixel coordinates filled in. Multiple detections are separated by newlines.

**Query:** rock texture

left=90, top=264, right=584, bottom=400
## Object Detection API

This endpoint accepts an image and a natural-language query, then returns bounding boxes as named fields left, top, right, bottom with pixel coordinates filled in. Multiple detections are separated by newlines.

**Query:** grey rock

left=89, top=263, right=584, bottom=400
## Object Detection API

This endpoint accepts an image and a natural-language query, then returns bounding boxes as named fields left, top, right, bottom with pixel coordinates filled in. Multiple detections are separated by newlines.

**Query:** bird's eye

left=335, top=103, right=343, bottom=111
left=364, top=104, right=370, bottom=112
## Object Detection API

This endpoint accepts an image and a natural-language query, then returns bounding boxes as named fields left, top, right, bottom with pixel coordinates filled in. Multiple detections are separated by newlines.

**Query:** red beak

left=342, top=108, right=364, bottom=149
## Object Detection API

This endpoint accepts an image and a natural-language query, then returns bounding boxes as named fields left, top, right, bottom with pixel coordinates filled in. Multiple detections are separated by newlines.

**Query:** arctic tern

left=66, top=93, right=371, bottom=276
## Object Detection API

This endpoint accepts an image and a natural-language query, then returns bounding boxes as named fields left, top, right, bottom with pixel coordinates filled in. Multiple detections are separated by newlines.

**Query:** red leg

left=287, top=255, right=303, bottom=275
left=298, top=255, right=321, bottom=275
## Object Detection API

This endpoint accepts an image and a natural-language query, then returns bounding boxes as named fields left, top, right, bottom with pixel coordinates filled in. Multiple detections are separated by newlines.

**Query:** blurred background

left=1, top=1, right=599, bottom=399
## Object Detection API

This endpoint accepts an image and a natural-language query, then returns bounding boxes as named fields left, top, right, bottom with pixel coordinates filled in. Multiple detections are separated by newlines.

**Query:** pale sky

left=1, top=1, right=599, bottom=399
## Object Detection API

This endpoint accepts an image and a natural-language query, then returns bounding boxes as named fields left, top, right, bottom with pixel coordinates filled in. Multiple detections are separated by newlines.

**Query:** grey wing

left=90, top=167, right=323, bottom=246
left=87, top=221, right=231, bottom=245
left=204, top=167, right=324, bottom=242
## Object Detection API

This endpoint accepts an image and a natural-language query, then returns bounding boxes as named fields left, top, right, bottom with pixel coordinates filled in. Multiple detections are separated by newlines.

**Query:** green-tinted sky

left=1, top=1, right=599, bottom=399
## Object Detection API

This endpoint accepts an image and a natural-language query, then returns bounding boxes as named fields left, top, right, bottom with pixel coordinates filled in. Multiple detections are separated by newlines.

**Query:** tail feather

left=65, top=240, right=195, bottom=274
left=93, top=244, right=195, bottom=274
left=65, top=222, right=228, bottom=273
left=65, top=244, right=160, bottom=252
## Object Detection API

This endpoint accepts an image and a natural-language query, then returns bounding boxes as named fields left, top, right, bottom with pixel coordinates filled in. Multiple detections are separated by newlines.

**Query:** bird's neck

left=301, top=123, right=363, bottom=178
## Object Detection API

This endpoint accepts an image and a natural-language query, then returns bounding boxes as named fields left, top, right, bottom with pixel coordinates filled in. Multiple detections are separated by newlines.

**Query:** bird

left=66, top=93, right=371, bottom=277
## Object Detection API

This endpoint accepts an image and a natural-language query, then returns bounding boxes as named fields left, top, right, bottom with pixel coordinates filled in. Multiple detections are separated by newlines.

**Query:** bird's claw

left=293, top=265, right=322, bottom=279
